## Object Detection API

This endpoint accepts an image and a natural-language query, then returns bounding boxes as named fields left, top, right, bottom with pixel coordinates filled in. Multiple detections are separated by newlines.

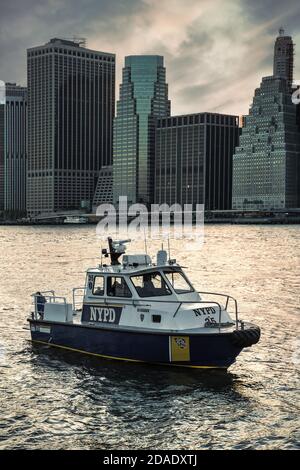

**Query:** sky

left=0, top=0, right=299, bottom=116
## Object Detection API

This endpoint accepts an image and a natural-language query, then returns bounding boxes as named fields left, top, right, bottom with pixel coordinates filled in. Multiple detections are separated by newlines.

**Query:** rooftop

left=27, top=38, right=115, bottom=57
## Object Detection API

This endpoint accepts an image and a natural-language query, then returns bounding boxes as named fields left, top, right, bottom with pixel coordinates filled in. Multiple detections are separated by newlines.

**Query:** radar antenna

left=104, top=237, right=131, bottom=265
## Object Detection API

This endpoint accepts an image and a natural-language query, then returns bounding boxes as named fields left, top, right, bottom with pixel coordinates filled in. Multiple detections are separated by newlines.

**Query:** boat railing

left=197, top=291, right=239, bottom=328
left=171, top=299, right=224, bottom=328
left=72, top=287, right=86, bottom=311
left=31, top=290, right=55, bottom=297
left=83, top=295, right=230, bottom=329
left=30, top=291, right=67, bottom=320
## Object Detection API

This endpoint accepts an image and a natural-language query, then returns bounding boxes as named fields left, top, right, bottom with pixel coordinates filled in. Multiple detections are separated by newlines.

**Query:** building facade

left=113, top=55, right=170, bottom=206
left=232, top=31, right=300, bottom=210
left=273, top=28, right=294, bottom=88
left=93, top=165, right=113, bottom=210
left=0, top=85, right=4, bottom=211
left=2, top=83, right=27, bottom=216
left=27, top=38, right=115, bottom=216
left=155, top=113, right=239, bottom=210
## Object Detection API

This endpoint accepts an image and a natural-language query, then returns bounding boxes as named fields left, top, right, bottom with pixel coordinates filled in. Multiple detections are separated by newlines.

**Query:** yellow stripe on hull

left=31, top=340, right=226, bottom=369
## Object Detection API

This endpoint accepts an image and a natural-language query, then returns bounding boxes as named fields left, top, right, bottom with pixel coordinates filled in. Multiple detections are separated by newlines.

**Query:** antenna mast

left=144, top=229, right=148, bottom=256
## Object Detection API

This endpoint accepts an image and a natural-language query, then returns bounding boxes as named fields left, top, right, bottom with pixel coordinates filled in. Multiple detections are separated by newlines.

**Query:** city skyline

left=0, top=0, right=300, bottom=118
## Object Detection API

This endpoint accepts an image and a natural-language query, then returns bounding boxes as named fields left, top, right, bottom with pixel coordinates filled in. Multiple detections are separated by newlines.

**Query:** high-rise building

left=27, top=38, right=115, bottom=216
left=0, top=84, right=4, bottom=212
left=155, top=113, right=239, bottom=210
left=93, top=165, right=113, bottom=210
left=2, top=83, right=27, bottom=215
left=113, top=55, right=170, bottom=206
left=232, top=31, right=300, bottom=210
left=273, top=28, right=294, bottom=88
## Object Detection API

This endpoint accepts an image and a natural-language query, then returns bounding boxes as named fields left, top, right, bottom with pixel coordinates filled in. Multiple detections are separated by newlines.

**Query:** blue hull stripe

left=31, top=340, right=225, bottom=369
left=29, top=321, right=243, bottom=368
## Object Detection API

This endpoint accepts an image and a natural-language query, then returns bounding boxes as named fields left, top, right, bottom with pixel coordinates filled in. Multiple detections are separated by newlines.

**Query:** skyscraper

left=3, top=83, right=27, bottom=215
left=27, top=38, right=115, bottom=216
left=113, top=55, right=170, bottom=206
left=0, top=83, right=4, bottom=212
left=155, top=113, right=239, bottom=210
left=273, top=28, right=294, bottom=88
left=93, top=165, right=113, bottom=210
left=232, top=31, right=300, bottom=210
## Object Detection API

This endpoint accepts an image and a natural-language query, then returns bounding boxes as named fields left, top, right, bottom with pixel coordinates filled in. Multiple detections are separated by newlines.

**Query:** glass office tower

left=113, top=55, right=170, bottom=206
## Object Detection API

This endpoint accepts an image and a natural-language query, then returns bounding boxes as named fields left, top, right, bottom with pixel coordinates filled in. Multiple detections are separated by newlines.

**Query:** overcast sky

left=0, top=0, right=299, bottom=116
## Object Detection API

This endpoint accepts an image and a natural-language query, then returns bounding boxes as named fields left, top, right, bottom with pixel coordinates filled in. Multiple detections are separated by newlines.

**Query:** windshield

left=163, top=270, right=194, bottom=294
left=131, top=272, right=172, bottom=297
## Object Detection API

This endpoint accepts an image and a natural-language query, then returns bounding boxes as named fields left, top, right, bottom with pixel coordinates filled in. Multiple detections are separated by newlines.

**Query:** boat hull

left=28, top=320, right=260, bottom=369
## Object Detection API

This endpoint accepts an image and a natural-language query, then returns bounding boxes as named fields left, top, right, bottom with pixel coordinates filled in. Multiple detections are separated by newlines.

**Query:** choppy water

left=0, top=225, right=299, bottom=450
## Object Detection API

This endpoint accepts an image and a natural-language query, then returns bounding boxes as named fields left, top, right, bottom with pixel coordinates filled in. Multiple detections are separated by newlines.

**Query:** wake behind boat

left=28, top=238, right=260, bottom=369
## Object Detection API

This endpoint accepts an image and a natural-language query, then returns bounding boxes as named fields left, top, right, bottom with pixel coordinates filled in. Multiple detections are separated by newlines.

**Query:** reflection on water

left=0, top=225, right=299, bottom=449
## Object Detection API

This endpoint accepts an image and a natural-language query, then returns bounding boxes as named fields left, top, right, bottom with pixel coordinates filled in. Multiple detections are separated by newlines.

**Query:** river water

left=0, top=224, right=299, bottom=450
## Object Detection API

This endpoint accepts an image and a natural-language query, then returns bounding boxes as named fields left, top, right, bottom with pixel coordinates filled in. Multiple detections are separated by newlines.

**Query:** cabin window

left=131, top=272, right=172, bottom=297
left=107, top=276, right=132, bottom=298
left=93, top=276, right=105, bottom=296
left=163, top=270, right=194, bottom=294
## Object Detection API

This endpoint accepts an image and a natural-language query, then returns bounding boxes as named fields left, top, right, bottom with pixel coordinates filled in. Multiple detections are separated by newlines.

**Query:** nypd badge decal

left=170, top=336, right=190, bottom=362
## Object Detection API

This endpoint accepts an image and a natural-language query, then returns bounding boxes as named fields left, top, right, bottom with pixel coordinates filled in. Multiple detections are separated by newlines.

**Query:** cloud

left=0, top=0, right=299, bottom=117
left=0, top=0, right=144, bottom=83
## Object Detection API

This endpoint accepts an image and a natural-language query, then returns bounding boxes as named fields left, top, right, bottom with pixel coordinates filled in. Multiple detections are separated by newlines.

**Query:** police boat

left=28, top=238, right=260, bottom=369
